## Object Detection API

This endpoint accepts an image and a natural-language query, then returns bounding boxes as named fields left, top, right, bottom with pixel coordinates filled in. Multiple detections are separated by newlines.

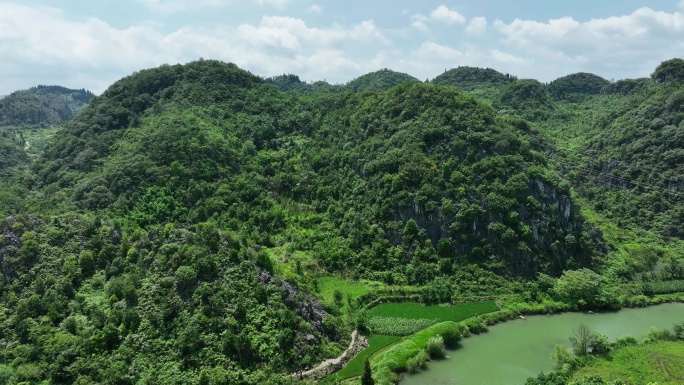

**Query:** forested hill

left=344, top=69, right=421, bottom=91
left=265, top=74, right=343, bottom=94
left=266, top=68, right=420, bottom=94
left=570, top=59, right=684, bottom=238
left=432, top=66, right=517, bottom=91
left=36, top=59, right=603, bottom=278
left=0, top=85, right=95, bottom=127
left=457, top=58, right=684, bottom=242
left=0, top=59, right=607, bottom=384
left=0, top=133, right=27, bottom=172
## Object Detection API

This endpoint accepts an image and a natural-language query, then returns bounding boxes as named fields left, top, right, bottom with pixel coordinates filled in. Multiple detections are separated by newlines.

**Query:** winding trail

left=293, top=330, right=367, bottom=379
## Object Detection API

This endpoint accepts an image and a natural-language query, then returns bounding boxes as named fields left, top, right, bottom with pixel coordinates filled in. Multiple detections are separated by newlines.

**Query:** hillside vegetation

left=0, top=85, right=94, bottom=127
left=0, top=58, right=683, bottom=385
left=266, top=68, right=420, bottom=94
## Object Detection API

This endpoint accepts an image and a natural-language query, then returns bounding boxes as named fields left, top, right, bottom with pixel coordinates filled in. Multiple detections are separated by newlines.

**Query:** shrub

left=613, top=336, right=637, bottom=347
left=427, top=336, right=446, bottom=359
left=405, top=349, right=429, bottom=373
left=441, top=324, right=465, bottom=348
left=590, top=333, right=611, bottom=355
left=464, top=317, right=488, bottom=334
left=551, top=344, right=573, bottom=369
left=645, top=327, right=676, bottom=342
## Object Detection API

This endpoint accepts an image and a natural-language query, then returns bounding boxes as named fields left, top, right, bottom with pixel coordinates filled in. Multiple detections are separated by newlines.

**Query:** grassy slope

left=335, top=335, right=402, bottom=380
left=572, top=341, right=684, bottom=385
left=317, top=276, right=384, bottom=305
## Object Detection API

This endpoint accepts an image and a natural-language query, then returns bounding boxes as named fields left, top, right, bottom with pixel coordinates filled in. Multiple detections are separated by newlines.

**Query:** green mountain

left=265, top=74, right=343, bottom=94
left=344, top=69, right=421, bottom=92
left=0, top=60, right=609, bottom=384
left=548, top=72, right=610, bottom=101
left=266, top=69, right=420, bottom=94
left=576, top=77, right=684, bottom=237
left=495, top=79, right=555, bottom=121
left=432, top=66, right=516, bottom=91
left=2, top=58, right=684, bottom=385
left=0, top=85, right=95, bottom=127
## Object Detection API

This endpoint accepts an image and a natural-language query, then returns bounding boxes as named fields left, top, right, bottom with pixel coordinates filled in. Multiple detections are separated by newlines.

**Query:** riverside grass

left=335, top=335, right=402, bottom=380
left=571, top=340, right=684, bottom=385
left=370, top=321, right=466, bottom=385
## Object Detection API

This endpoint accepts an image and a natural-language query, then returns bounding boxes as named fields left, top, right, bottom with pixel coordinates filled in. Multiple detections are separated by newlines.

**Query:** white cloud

left=237, top=16, right=388, bottom=50
left=493, top=17, right=580, bottom=47
left=138, top=0, right=230, bottom=13
left=490, top=49, right=528, bottom=65
left=467, top=17, right=487, bottom=34
left=415, top=41, right=463, bottom=60
left=410, top=5, right=464, bottom=32
left=430, top=5, right=465, bottom=25
left=2, top=1, right=684, bottom=95
left=0, top=2, right=392, bottom=93
left=252, top=0, right=288, bottom=8
left=491, top=7, right=684, bottom=80
left=308, top=4, right=322, bottom=13
left=411, top=20, right=429, bottom=32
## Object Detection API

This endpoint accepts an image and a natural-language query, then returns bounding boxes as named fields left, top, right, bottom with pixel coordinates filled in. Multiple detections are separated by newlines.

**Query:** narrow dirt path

left=293, top=330, right=367, bottom=380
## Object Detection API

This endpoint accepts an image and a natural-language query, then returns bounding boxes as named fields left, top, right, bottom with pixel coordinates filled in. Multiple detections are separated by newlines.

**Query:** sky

left=1, top=0, right=684, bottom=94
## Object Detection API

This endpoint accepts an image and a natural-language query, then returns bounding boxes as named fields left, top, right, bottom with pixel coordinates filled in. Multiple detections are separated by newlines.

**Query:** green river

left=400, top=303, right=684, bottom=385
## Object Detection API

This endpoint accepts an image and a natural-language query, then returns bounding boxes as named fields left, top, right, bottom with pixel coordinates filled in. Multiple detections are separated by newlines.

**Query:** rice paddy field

left=368, top=301, right=499, bottom=322
left=332, top=301, right=500, bottom=380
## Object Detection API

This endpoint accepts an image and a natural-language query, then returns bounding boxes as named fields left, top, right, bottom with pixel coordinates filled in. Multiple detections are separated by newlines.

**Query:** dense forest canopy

left=0, top=85, right=95, bottom=127
left=431, top=66, right=516, bottom=91
left=265, top=69, right=420, bottom=94
left=548, top=73, right=611, bottom=100
left=651, top=58, right=684, bottom=84
left=0, top=58, right=683, bottom=385
left=344, top=69, right=421, bottom=92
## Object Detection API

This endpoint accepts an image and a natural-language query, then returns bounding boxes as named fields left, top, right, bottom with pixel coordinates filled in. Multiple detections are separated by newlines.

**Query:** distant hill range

left=0, top=85, right=95, bottom=127
left=266, top=68, right=421, bottom=94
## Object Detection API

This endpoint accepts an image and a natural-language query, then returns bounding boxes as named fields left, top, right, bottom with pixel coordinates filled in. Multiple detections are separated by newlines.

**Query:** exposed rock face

left=1, top=217, right=23, bottom=284
left=257, top=269, right=333, bottom=339
left=392, top=179, right=606, bottom=277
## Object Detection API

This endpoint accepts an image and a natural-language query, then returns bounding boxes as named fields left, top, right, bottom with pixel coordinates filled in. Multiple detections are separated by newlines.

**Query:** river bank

left=399, top=302, right=684, bottom=385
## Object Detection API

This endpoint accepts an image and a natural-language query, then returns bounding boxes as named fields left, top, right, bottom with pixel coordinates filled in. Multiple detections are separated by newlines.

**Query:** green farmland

left=368, top=301, right=500, bottom=322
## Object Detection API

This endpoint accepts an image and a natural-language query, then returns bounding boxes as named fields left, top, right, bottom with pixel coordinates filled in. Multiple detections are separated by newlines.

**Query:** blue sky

left=1, top=0, right=683, bottom=94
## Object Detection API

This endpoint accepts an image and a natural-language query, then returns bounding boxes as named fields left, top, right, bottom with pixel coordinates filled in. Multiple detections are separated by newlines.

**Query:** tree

left=551, top=344, right=573, bottom=368
left=651, top=58, right=684, bottom=83
left=554, top=269, right=603, bottom=307
left=570, top=323, right=593, bottom=356
left=333, top=290, right=344, bottom=309
left=361, top=357, right=374, bottom=385
left=590, top=332, right=610, bottom=355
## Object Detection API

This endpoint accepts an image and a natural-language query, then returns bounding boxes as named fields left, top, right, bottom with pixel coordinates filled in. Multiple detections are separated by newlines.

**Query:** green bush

left=464, top=317, right=488, bottom=334
left=427, top=335, right=445, bottom=359
left=440, top=324, right=465, bottom=347
left=405, top=349, right=429, bottom=373
left=613, top=336, right=638, bottom=347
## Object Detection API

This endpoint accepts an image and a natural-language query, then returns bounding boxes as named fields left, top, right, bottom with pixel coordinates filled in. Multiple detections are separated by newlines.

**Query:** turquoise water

left=400, top=303, right=684, bottom=385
